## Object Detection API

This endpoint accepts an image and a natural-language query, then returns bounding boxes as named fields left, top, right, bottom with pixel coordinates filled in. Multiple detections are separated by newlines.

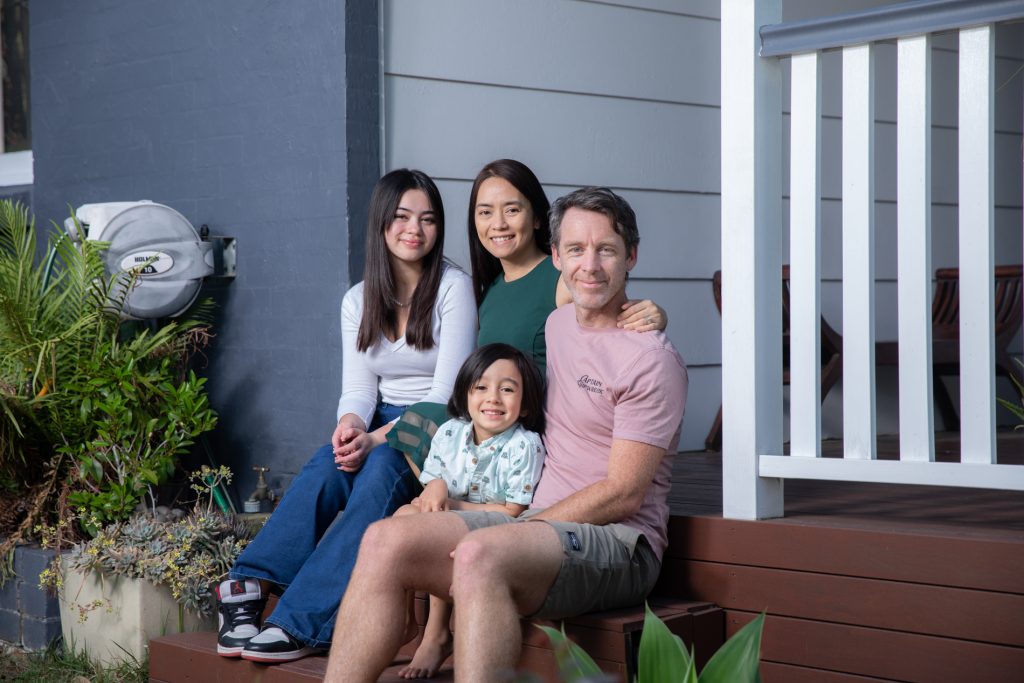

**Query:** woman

left=214, top=169, right=477, bottom=664
left=394, top=159, right=665, bottom=679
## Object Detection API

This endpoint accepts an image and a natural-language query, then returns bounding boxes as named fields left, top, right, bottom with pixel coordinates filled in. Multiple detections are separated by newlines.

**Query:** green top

left=388, top=256, right=561, bottom=476
left=477, top=256, right=560, bottom=378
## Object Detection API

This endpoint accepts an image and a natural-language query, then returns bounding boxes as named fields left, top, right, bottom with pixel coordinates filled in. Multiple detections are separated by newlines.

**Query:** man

left=324, top=187, right=688, bottom=683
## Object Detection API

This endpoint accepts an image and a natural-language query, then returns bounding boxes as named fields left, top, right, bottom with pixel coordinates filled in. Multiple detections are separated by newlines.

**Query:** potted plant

left=40, top=466, right=254, bottom=665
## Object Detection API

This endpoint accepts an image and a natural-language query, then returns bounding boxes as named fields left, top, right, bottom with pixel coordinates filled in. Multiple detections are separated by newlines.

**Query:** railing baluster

left=896, top=34, right=936, bottom=463
left=789, top=50, right=822, bottom=459
left=842, top=43, right=877, bottom=461
left=958, top=24, right=996, bottom=464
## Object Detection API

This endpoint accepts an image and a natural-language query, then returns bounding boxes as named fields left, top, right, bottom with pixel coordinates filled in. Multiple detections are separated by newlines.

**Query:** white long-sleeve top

left=336, top=264, right=477, bottom=429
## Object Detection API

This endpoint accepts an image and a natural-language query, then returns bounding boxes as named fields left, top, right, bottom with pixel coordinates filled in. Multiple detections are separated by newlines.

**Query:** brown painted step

left=147, top=631, right=451, bottom=682
left=148, top=597, right=721, bottom=683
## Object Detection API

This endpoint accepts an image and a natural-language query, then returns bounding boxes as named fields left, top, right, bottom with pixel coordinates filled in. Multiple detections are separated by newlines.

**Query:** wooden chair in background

left=704, top=267, right=843, bottom=451
left=875, top=264, right=1024, bottom=430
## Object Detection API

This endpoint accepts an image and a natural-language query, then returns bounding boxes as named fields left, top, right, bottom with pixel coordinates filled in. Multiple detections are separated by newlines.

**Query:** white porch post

left=720, top=0, right=784, bottom=519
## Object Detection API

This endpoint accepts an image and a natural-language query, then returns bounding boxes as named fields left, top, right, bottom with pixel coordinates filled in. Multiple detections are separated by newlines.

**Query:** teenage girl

left=395, top=343, right=546, bottom=679
left=216, top=169, right=477, bottom=663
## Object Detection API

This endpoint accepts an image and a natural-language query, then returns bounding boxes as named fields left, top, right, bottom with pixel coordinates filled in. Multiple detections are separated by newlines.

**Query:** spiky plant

left=0, top=200, right=217, bottom=578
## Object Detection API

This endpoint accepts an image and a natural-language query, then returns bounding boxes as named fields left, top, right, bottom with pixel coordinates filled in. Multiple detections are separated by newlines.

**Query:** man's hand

left=419, top=479, right=450, bottom=512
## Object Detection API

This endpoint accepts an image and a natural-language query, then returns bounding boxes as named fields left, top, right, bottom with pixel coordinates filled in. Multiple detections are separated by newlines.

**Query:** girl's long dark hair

left=357, top=169, right=446, bottom=352
left=467, top=159, right=551, bottom=306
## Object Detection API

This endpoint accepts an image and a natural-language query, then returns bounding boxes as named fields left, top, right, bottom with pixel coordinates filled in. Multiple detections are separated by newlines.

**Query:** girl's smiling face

left=385, top=189, right=438, bottom=266
left=467, top=358, right=525, bottom=444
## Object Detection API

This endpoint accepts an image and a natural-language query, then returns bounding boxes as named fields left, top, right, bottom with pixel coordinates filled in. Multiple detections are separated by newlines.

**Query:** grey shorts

left=453, top=508, right=661, bottom=620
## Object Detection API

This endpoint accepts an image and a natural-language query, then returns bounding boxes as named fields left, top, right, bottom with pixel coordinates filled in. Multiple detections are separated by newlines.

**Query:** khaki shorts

left=453, top=508, right=661, bottom=620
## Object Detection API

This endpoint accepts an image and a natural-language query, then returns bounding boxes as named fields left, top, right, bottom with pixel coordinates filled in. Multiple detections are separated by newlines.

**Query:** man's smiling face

left=552, top=207, right=636, bottom=324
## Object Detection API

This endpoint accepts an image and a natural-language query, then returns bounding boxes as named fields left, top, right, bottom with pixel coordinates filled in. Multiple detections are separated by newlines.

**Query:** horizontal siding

left=675, top=366, right=721, bottom=452
left=782, top=117, right=1023, bottom=206
left=385, top=77, right=720, bottom=192
left=580, top=0, right=720, bottom=20
left=798, top=202, right=1024, bottom=281
left=385, top=0, right=719, bottom=106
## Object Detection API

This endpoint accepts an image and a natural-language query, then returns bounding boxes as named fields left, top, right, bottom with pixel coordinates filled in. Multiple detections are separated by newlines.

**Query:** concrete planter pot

left=59, top=557, right=214, bottom=666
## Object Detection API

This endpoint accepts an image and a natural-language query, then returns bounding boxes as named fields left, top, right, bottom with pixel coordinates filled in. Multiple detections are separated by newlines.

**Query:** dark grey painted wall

left=30, top=1, right=380, bottom=501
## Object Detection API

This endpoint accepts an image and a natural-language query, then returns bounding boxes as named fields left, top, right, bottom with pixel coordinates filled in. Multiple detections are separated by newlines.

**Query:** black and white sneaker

left=215, top=579, right=267, bottom=657
left=241, top=625, right=321, bottom=663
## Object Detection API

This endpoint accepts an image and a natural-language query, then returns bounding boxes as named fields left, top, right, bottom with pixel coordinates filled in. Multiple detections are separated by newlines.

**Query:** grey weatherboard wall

left=29, top=1, right=380, bottom=499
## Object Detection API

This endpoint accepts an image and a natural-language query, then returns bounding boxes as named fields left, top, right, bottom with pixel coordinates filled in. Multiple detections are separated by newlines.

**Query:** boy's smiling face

left=468, top=358, right=525, bottom=444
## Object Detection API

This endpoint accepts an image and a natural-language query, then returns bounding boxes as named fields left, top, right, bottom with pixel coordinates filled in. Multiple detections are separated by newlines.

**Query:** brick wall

left=0, top=546, right=60, bottom=650
left=29, top=1, right=380, bottom=498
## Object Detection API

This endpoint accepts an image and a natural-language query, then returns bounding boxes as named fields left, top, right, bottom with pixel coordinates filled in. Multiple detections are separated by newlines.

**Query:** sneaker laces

left=223, top=599, right=262, bottom=628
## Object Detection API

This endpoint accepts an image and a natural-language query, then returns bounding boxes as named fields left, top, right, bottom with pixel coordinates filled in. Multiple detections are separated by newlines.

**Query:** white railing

left=720, top=0, right=1024, bottom=519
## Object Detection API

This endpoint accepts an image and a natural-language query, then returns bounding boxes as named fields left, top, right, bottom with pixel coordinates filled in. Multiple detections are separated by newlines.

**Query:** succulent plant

left=51, top=509, right=256, bottom=619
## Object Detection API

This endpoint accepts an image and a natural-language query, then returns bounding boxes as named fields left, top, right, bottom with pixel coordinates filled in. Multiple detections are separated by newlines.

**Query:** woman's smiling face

left=474, top=176, right=538, bottom=263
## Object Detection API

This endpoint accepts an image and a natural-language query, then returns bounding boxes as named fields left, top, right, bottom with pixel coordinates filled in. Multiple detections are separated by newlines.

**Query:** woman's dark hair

left=467, top=159, right=551, bottom=306
left=447, top=343, right=546, bottom=435
left=358, top=169, right=446, bottom=352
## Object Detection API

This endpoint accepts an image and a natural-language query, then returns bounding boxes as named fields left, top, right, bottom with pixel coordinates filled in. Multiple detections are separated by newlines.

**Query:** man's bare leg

left=392, top=503, right=424, bottom=645
left=324, top=512, right=470, bottom=683
left=450, top=522, right=564, bottom=683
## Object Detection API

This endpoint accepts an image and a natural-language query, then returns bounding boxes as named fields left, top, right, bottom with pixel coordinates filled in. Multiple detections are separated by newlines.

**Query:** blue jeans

left=230, top=402, right=418, bottom=648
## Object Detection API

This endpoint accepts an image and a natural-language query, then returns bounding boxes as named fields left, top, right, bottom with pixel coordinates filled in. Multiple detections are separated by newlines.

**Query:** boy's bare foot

left=397, top=633, right=453, bottom=679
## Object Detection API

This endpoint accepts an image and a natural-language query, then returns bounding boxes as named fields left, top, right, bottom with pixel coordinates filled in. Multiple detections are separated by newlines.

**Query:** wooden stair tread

left=148, top=598, right=722, bottom=683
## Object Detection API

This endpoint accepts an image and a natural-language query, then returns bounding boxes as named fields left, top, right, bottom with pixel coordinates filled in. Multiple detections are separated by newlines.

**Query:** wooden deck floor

left=668, top=430, right=1024, bottom=535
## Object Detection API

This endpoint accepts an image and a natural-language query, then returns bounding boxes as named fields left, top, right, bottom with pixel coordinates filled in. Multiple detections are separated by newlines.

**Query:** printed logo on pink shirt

left=576, top=375, right=604, bottom=395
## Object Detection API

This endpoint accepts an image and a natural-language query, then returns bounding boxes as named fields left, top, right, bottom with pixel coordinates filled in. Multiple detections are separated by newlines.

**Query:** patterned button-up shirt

left=419, top=418, right=545, bottom=505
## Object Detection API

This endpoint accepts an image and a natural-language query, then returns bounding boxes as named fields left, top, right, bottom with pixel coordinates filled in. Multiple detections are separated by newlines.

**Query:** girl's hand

left=419, top=479, right=449, bottom=512
left=332, top=414, right=366, bottom=451
left=618, top=299, right=667, bottom=332
left=334, top=430, right=378, bottom=472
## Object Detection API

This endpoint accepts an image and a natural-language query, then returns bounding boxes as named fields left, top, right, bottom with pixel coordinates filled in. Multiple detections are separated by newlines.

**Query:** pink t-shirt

left=531, top=304, right=688, bottom=559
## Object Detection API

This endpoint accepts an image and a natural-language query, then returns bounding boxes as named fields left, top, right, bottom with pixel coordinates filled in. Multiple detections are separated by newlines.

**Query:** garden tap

left=244, top=466, right=273, bottom=512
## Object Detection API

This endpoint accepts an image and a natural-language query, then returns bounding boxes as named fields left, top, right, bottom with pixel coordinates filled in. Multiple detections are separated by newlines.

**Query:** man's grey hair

left=549, top=187, right=640, bottom=254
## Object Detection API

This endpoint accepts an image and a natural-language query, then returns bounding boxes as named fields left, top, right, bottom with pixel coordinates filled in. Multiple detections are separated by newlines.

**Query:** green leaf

left=637, top=602, right=692, bottom=683
left=536, top=624, right=603, bottom=681
left=698, top=613, right=764, bottom=683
